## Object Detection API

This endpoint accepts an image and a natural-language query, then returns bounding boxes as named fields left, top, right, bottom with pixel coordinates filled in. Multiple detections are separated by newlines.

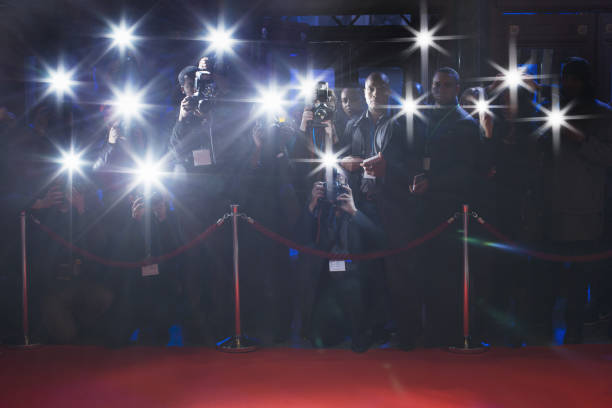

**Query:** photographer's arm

left=92, top=142, right=116, bottom=172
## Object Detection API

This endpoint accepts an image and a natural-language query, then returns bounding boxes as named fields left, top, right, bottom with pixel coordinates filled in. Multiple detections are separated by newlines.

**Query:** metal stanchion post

left=11, top=212, right=40, bottom=348
left=217, top=204, right=258, bottom=352
left=449, top=204, right=486, bottom=354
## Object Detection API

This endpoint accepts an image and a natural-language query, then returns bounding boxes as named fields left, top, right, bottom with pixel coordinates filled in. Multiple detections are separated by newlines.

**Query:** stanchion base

left=7, top=343, right=42, bottom=350
left=216, top=335, right=258, bottom=353
left=2, top=335, right=42, bottom=350
left=448, top=342, right=488, bottom=354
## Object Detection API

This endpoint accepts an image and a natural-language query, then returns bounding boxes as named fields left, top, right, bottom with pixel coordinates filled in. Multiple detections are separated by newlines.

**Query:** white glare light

left=402, top=98, right=418, bottom=114
left=321, top=153, right=338, bottom=168
left=135, top=161, right=161, bottom=185
left=298, top=76, right=317, bottom=100
left=45, top=68, right=76, bottom=96
left=206, top=28, right=235, bottom=52
left=504, top=69, right=523, bottom=88
left=547, top=110, right=566, bottom=128
left=257, top=87, right=286, bottom=115
left=416, top=30, right=434, bottom=48
left=110, top=22, right=136, bottom=49
left=60, top=150, right=83, bottom=173
left=112, top=89, right=144, bottom=119
left=475, top=99, right=490, bottom=114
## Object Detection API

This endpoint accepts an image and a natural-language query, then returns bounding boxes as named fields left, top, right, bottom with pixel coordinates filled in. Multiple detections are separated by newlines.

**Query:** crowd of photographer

left=1, top=54, right=611, bottom=352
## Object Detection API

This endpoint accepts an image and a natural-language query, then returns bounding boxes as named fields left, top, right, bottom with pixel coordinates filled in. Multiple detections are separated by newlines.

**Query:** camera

left=270, top=116, right=295, bottom=138
left=323, top=175, right=349, bottom=203
left=188, top=69, right=218, bottom=113
left=311, top=81, right=334, bottom=125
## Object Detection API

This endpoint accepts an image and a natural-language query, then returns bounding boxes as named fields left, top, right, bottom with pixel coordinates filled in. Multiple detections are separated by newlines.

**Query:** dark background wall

left=1, top=0, right=611, bottom=116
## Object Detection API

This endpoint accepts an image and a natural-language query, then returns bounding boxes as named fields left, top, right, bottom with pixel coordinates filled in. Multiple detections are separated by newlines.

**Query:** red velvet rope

left=31, top=218, right=223, bottom=268
left=243, top=216, right=456, bottom=261
left=478, top=218, right=612, bottom=263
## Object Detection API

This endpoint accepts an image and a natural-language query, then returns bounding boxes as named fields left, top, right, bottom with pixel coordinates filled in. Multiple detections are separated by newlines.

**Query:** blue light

left=289, top=248, right=299, bottom=257
left=587, top=284, right=591, bottom=304
left=553, top=327, right=567, bottom=345
left=216, top=336, right=232, bottom=347
left=129, top=328, right=139, bottom=342
left=167, top=325, right=184, bottom=347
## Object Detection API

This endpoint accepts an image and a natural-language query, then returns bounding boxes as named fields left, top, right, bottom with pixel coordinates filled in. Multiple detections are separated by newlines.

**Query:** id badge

left=423, top=157, right=431, bottom=171
left=193, top=149, right=212, bottom=167
left=141, top=264, right=159, bottom=277
left=329, top=260, right=346, bottom=272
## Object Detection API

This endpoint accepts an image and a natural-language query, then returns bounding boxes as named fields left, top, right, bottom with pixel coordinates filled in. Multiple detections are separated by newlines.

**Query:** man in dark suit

left=412, top=67, right=482, bottom=347
left=340, top=72, right=422, bottom=350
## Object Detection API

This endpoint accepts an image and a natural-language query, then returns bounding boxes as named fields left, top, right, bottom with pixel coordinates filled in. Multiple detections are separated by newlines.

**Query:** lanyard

left=312, top=128, right=325, bottom=151
left=367, top=116, right=380, bottom=155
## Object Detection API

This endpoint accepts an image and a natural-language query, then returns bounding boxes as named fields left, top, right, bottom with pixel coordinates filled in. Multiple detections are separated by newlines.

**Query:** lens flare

left=44, top=67, right=76, bottom=97
left=321, top=153, right=338, bottom=168
left=547, top=109, right=567, bottom=128
left=206, top=27, right=235, bottom=52
left=402, top=98, right=418, bottom=114
left=416, top=30, right=434, bottom=48
left=109, top=21, right=136, bottom=50
left=134, top=160, right=161, bottom=185
left=504, top=69, right=524, bottom=88
left=110, top=87, right=145, bottom=120
left=59, top=150, right=83, bottom=174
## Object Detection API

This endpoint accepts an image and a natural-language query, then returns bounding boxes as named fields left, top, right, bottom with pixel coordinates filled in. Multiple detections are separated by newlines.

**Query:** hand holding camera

left=179, top=96, right=197, bottom=122
left=251, top=120, right=264, bottom=149
left=335, top=184, right=357, bottom=216
left=131, top=193, right=167, bottom=222
left=108, top=121, right=127, bottom=144
left=300, top=108, right=314, bottom=132
left=32, top=185, right=64, bottom=210
left=308, top=181, right=326, bottom=214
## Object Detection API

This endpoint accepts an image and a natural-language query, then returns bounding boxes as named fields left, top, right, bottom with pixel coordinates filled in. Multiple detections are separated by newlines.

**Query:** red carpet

left=1, top=344, right=611, bottom=407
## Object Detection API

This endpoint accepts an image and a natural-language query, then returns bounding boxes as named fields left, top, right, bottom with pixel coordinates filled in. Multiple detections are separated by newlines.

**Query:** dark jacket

left=539, top=99, right=612, bottom=241
left=421, top=104, right=481, bottom=217
left=295, top=205, right=385, bottom=272
left=343, top=111, right=421, bottom=245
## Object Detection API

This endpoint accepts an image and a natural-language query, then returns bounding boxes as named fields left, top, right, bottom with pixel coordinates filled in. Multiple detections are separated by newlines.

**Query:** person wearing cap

left=536, top=57, right=612, bottom=345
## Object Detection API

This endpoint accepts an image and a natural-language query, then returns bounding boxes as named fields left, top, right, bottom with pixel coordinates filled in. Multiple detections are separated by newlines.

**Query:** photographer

left=106, top=191, right=185, bottom=346
left=170, top=58, right=223, bottom=173
left=237, top=115, right=300, bottom=343
left=535, top=58, right=612, bottom=345
left=29, top=179, right=113, bottom=344
left=293, top=82, right=343, bottom=203
left=294, top=177, right=385, bottom=352
left=168, top=59, right=243, bottom=342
